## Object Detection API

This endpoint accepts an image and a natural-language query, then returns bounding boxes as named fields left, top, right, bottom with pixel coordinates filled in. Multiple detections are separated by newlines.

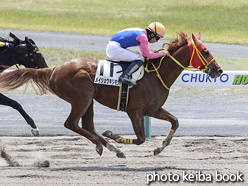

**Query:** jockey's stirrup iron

left=119, top=60, right=143, bottom=86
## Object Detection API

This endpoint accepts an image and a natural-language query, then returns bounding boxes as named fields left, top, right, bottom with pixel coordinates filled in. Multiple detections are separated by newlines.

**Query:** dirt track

left=0, top=136, right=247, bottom=186
left=0, top=89, right=247, bottom=186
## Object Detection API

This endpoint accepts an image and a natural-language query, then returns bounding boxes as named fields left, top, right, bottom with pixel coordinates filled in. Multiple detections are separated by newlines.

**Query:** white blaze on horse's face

left=189, top=33, right=223, bottom=78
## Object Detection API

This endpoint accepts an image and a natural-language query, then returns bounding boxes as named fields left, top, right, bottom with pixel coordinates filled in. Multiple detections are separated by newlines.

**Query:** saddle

left=94, top=59, right=144, bottom=111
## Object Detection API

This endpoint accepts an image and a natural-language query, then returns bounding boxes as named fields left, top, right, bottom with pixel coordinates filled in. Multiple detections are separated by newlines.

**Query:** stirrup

left=119, top=76, right=136, bottom=86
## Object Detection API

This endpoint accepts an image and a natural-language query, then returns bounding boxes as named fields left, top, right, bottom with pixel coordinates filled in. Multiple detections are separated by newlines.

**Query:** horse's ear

left=197, top=32, right=201, bottom=40
left=9, top=32, right=21, bottom=45
left=192, top=33, right=200, bottom=45
left=25, top=37, right=35, bottom=49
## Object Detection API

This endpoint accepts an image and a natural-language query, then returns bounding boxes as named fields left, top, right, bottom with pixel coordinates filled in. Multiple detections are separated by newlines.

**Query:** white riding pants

left=106, top=41, right=144, bottom=62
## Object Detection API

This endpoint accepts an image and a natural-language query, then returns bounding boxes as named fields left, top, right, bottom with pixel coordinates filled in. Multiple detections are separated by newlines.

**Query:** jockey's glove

left=162, top=50, right=170, bottom=56
left=4, top=42, right=15, bottom=49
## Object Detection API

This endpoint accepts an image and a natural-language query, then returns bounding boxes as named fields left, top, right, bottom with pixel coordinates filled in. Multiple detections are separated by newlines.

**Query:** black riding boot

left=119, top=60, right=143, bottom=86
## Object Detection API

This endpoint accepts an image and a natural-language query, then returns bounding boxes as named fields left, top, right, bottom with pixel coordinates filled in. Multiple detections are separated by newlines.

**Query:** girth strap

left=117, top=83, right=129, bottom=111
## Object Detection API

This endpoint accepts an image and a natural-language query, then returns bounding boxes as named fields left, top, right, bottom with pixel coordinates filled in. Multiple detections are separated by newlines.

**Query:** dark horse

left=0, top=32, right=222, bottom=157
left=0, top=32, right=48, bottom=136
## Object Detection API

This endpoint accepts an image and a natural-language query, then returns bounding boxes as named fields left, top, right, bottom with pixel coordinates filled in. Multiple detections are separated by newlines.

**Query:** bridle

left=10, top=44, right=37, bottom=69
left=145, top=39, right=216, bottom=90
left=25, top=45, right=37, bottom=68
left=9, top=47, right=19, bottom=69
left=188, top=40, right=215, bottom=72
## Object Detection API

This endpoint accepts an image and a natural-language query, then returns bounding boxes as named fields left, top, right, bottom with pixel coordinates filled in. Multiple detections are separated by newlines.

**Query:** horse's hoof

left=154, top=148, right=160, bottom=156
left=31, top=128, right=39, bottom=137
left=116, top=152, right=126, bottom=158
left=102, top=130, right=112, bottom=138
left=96, top=146, right=103, bottom=156
left=162, top=139, right=170, bottom=146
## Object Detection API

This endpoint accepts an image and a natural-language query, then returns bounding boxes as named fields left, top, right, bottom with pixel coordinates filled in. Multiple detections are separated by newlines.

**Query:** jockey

left=0, top=42, right=5, bottom=47
left=106, top=22, right=169, bottom=86
left=0, top=41, right=14, bottom=48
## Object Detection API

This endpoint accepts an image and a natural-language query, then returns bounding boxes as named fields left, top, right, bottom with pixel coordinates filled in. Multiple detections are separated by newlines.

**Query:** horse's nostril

left=218, top=69, right=223, bottom=74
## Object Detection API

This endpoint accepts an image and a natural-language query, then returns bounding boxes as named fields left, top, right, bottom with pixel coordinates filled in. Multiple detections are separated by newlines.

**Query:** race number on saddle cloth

left=94, top=60, right=144, bottom=87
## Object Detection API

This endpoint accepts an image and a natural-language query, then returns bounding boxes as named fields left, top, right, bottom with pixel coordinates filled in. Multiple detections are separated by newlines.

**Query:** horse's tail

left=0, top=68, right=54, bottom=94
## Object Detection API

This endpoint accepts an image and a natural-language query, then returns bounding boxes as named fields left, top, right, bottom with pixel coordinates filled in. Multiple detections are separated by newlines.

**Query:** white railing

left=174, top=71, right=248, bottom=88
left=145, top=71, right=248, bottom=138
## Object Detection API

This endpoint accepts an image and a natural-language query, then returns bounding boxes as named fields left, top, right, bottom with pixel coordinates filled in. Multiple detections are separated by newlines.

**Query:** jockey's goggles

left=155, top=35, right=161, bottom=40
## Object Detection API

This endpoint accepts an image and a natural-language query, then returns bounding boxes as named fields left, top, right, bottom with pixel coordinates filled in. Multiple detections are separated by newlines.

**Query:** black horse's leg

left=149, top=107, right=179, bottom=155
left=0, top=93, right=39, bottom=136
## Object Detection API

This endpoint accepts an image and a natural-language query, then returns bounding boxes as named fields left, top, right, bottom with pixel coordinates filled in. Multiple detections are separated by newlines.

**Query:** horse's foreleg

left=153, top=128, right=175, bottom=155
left=149, top=108, right=179, bottom=155
left=102, top=130, right=134, bottom=144
left=103, top=112, right=145, bottom=145
left=0, top=93, right=39, bottom=136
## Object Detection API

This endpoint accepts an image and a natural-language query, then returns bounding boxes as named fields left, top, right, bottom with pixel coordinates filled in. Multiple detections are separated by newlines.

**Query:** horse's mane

left=0, top=32, right=21, bottom=45
left=163, top=31, right=189, bottom=53
left=146, top=31, right=189, bottom=64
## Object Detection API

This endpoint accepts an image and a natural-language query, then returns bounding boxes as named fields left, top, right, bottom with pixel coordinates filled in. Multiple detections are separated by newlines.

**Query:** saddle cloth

left=94, top=60, right=144, bottom=87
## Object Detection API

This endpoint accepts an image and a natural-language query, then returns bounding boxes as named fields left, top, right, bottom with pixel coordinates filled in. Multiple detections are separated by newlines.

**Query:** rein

left=13, top=45, right=36, bottom=69
left=146, top=56, right=170, bottom=90
left=145, top=40, right=215, bottom=90
left=26, top=47, right=36, bottom=67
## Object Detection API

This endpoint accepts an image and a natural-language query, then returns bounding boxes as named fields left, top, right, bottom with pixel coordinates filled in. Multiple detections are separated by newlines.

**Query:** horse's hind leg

left=51, top=67, right=104, bottom=155
left=81, top=101, right=126, bottom=158
left=64, top=96, right=104, bottom=156
left=0, top=93, right=39, bottom=136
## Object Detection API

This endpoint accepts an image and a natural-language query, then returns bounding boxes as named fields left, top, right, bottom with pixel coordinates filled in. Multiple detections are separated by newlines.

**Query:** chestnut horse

left=0, top=32, right=222, bottom=158
left=0, top=32, right=48, bottom=136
